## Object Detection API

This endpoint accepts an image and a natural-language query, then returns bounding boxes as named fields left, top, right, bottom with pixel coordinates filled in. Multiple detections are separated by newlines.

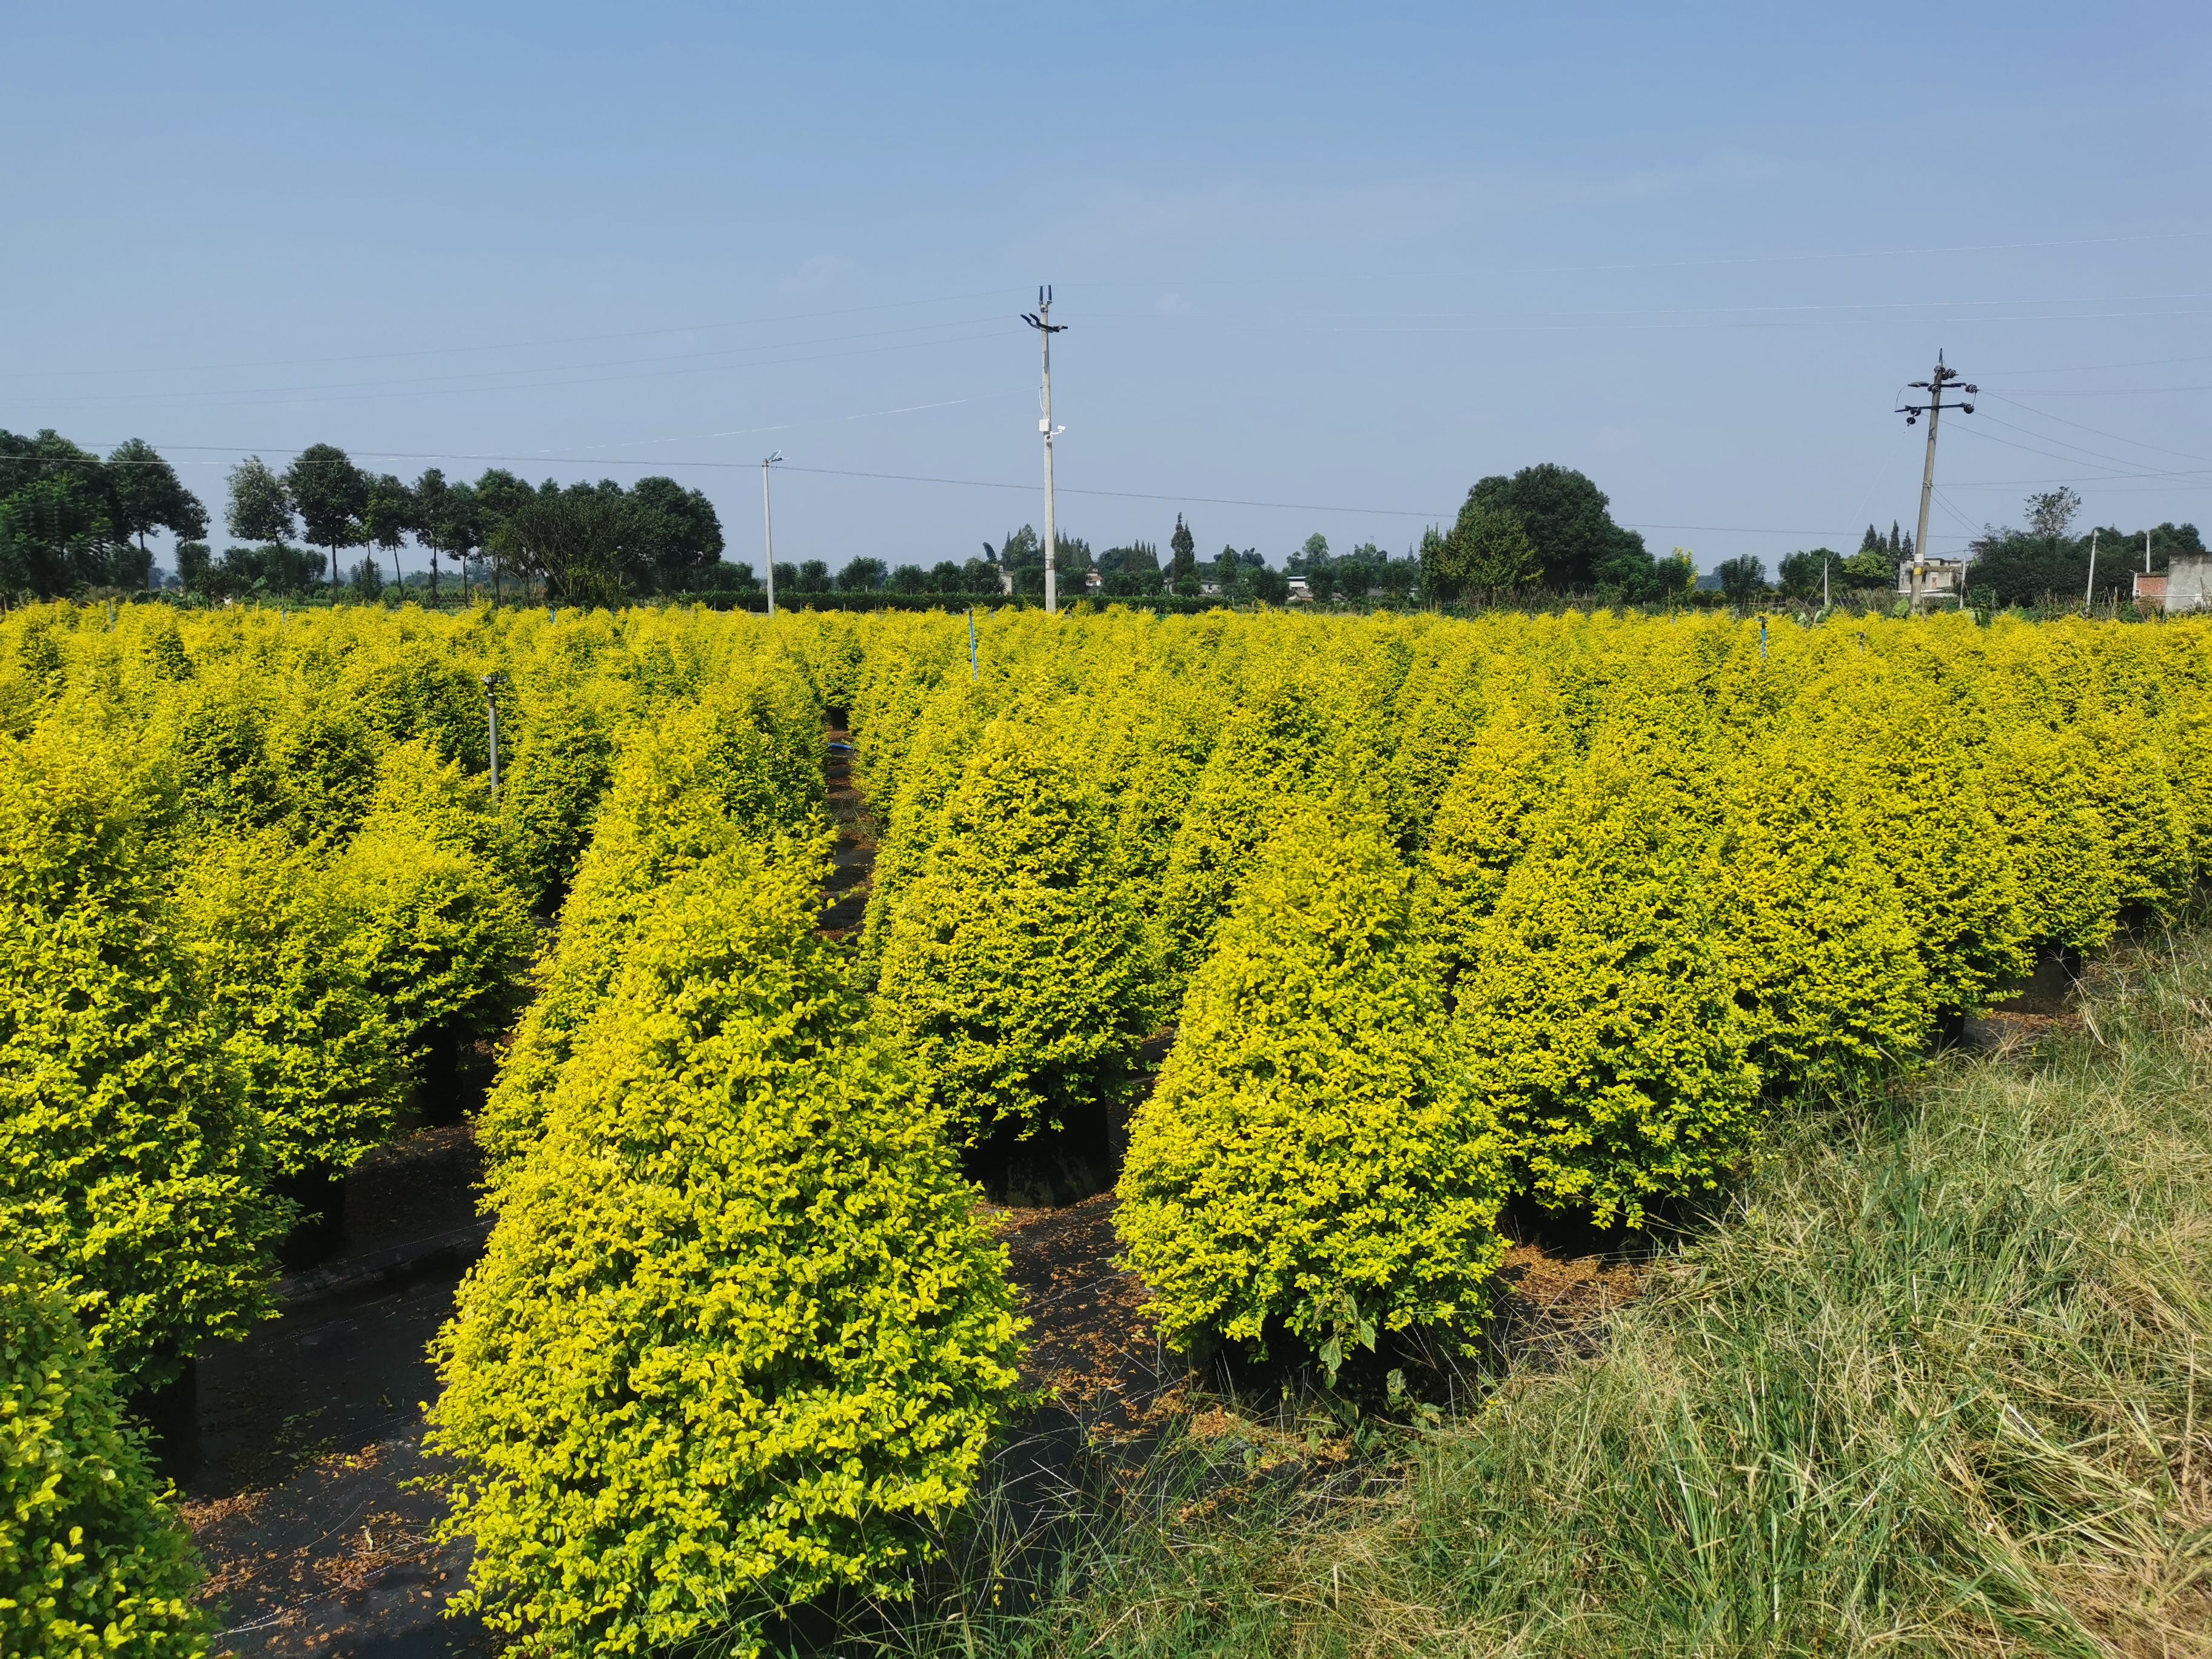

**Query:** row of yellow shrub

left=842, top=606, right=2212, bottom=1359
left=429, top=622, right=1025, bottom=1659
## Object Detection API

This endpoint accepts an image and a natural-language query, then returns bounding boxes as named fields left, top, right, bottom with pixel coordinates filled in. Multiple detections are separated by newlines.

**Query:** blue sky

left=5, top=2, right=2208, bottom=578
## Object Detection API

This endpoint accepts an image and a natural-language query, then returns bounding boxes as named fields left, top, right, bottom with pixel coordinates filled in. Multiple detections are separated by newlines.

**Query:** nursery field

left=4, top=598, right=2210, bottom=1659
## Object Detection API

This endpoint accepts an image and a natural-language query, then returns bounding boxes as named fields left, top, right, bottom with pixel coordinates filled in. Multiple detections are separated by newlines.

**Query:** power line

left=1979, top=391, right=2212, bottom=468
left=1301, top=290, right=2212, bottom=326
left=1950, top=421, right=2211, bottom=480
left=1988, top=383, right=2212, bottom=397
left=16, top=286, right=1028, bottom=380
left=1966, top=409, right=2212, bottom=478
left=1974, top=350, right=2212, bottom=377
left=1515, top=226, right=2212, bottom=275
left=27, top=326, right=1024, bottom=410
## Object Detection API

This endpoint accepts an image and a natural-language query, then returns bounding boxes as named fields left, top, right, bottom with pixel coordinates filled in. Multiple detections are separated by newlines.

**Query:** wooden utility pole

left=1896, top=352, right=1976, bottom=613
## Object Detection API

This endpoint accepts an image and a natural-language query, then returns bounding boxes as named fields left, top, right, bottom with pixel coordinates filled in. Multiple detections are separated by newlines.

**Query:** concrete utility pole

left=761, top=451, right=783, bottom=617
left=1022, top=288, right=1067, bottom=614
left=1895, top=352, right=1976, bottom=613
left=2085, top=528, right=2099, bottom=610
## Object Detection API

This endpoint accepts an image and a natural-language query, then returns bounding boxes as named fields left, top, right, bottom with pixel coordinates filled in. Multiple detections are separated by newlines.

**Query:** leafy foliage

left=0, top=1253, right=209, bottom=1659
left=1456, top=746, right=1761, bottom=1224
left=876, top=720, right=1159, bottom=1144
left=173, top=829, right=407, bottom=1176
left=0, top=731, right=285, bottom=1384
left=1119, top=800, right=1510, bottom=1370
left=429, top=845, right=1021, bottom=1659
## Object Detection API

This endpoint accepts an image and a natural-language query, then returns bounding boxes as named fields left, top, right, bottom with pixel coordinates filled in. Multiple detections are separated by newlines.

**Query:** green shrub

left=0, top=1253, right=209, bottom=1659
left=876, top=720, right=1160, bottom=1144
left=0, top=734, right=285, bottom=1384
left=1156, top=680, right=1333, bottom=985
left=1982, top=722, right=2120, bottom=953
left=1829, top=677, right=2030, bottom=1012
left=499, top=686, right=614, bottom=907
left=173, top=829, right=407, bottom=1176
left=1457, top=746, right=1761, bottom=1225
left=1118, top=800, right=1510, bottom=1372
left=1711, top=742, right=1932, bottom=1098
left=151, top=677, right=288, bottom=834
left=333, top=749, right=535, bottom=1084
left=477, top=691, right=825, bottom=1172
left=265, top=701, right=381, bottom=845
left=428, top=844, right=1021, bottom=1659
left=1413, top=703, right=1557, bottom=987
left=333, top=820, right=534, bottom=1076
left=2080, top=708, right=2194, bottom=915
left=855, top=679, right=991, bottom=983
left=342, top=638, right=490, bottom=769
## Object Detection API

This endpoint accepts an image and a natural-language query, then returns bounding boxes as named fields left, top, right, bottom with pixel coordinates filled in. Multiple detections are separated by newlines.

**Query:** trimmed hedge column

left=429, top=843, right=1021, bottom=1659
left=0, top=1254, right=208, bottom=1659
left=1118, top=799, right=1510, bottom=1375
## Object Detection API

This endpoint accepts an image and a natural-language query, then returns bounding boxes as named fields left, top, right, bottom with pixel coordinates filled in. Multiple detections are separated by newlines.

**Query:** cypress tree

left=1118, top=799, right=1510, bottom=1375
left=429, top=845, right=1020, bottom=1659
left=1456, top=746, right=1760, bottom=1225
left=1, top=1253, right=209, bottom=1659
left=876, top=719, right=1158, bottom=1144
left=0, top=732, right=286, bottom=1384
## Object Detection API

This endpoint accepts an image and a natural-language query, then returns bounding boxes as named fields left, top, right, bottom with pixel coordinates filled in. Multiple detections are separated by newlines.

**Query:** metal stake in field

left=481, top=674, right=502, bottom=805
left=1896, top=352, right=1976, bottom=614
left=761, top=451, right=783, bottom=617
left=1022, top=288, right=1067, bottom=614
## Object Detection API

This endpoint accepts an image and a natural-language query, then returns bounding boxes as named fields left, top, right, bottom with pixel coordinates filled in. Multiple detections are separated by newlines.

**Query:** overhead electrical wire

left=16, top=286, right=1031, bottom=380
left=1965, top=409, right=2212, bottom=479
left=1979, top=392, right=2212, bottom=468
left=25, top=327, right=1026, bottom=414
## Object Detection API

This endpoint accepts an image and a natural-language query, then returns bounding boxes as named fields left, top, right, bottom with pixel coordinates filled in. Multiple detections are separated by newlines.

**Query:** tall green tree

left=628, top=475, right=723, bottom=589
left=1714, top=554, right=1768, bottom=605
left=104, top=439, right=208, bottom=571
left=284, top=444, right=370, bottom=587
left=1167, top=512, right=1198, bottom=591
left=359, top=472, right=416, bottom=592
left=1462, top=463, right=1649, bottom=591
left=0, top=430, right=181, bottom=594
left=486, top=484, right=647, bottom=606
left=1432, top=500, right=1540, bottom=598
left=224, top=455, right=295, bottom=546
left=411, top=468, right=483, bottom=599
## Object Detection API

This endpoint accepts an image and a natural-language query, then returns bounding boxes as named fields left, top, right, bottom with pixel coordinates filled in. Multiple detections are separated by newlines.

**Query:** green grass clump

left=891, top=917, right=2212, bottom=1658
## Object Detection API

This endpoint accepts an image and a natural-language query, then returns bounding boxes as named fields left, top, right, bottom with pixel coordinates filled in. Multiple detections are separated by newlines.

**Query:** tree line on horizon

left=7, top=427, right=2196, bottom=612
